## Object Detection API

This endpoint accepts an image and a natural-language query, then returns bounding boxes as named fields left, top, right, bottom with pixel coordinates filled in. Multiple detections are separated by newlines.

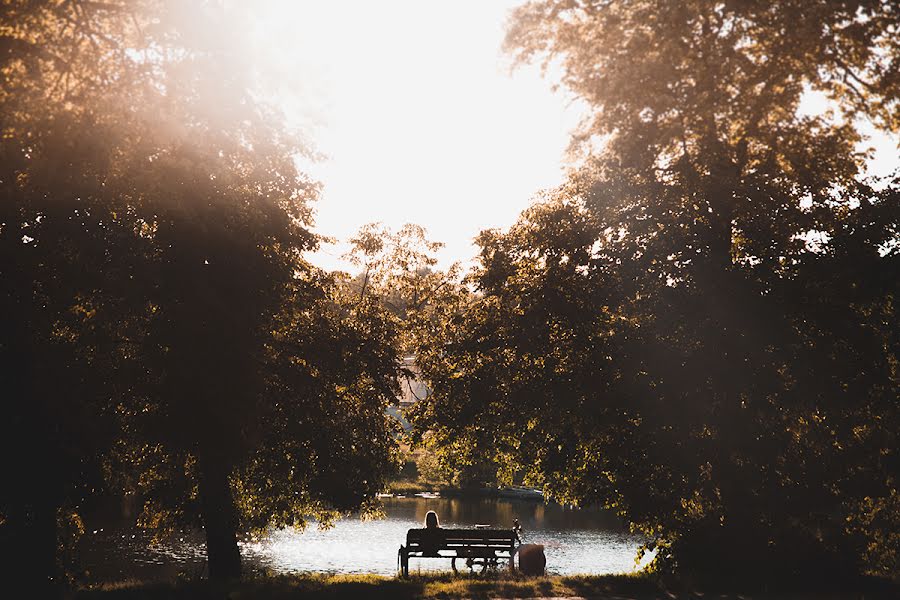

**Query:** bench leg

left=399, top=546, right=409, bottom=578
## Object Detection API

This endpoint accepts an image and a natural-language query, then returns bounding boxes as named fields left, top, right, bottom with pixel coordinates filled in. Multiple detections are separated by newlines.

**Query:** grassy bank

left=75, top=572, right=898, bottom=599
left=77, top=573, right=654, bottom=599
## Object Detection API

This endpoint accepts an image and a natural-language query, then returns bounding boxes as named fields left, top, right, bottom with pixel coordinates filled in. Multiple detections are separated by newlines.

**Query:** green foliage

left=847, top=488, right=900, bottom=579
left=343, top=223, right=484, bottom=488
left=345, top=222, right=464, bottom=353
left=414, top=446, right=451, bottom=487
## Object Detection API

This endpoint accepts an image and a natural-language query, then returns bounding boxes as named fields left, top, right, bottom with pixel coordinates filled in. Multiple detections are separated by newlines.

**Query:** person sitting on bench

left=420, top=510, right=443, bottom=556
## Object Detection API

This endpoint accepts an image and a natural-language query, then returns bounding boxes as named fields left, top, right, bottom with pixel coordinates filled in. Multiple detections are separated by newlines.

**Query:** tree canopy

left=1, top=0, right=403, bottom=588
left=411, top=0, right=899, bottom=584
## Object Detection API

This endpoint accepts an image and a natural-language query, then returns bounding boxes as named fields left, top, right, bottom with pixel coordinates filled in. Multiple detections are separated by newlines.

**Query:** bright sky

left=247, top=0, right=583, bottom=272
left=246, top=1, right=898, bottom=274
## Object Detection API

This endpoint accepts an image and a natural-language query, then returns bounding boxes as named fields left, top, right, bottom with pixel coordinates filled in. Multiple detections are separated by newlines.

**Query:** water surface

left=79, top=496, right=646, bottom=581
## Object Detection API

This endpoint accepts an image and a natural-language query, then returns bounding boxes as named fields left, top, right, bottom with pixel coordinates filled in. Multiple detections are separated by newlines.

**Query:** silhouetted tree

left=0, top=1, right=163, bottom=589
left=1, top=0, right=403, bottom=587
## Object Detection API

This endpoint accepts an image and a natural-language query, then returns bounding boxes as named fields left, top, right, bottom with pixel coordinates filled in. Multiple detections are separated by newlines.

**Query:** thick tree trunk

left=2, top=498, right=62, bottom=596
left=32, top=499, right=60, bottom=588
left=198, top=457, right=242, bottom=580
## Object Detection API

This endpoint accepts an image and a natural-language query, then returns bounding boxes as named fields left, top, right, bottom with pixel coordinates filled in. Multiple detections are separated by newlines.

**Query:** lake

left=77, top=495, right=648, bottom=582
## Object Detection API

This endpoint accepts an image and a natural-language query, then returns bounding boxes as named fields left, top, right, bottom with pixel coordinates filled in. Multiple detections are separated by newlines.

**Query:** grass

left=74, top=573, right=898, bottom=600
left=75, top=572, right=661, bottom=599
left=73, top=570, right=899, bottom=599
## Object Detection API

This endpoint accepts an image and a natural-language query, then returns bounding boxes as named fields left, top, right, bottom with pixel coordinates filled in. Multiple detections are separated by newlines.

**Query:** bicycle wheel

left=451, top=556, right=490, bottom=574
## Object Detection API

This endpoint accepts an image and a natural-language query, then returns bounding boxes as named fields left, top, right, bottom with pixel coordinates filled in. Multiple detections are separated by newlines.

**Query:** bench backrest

left=406, top=528, right=516, bottom=552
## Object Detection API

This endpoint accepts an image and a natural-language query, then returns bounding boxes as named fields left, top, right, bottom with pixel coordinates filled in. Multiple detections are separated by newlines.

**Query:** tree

left=1, top=0, right=404, bottom=586
left=344, top=224, right=479, bottom=485
left=0, top=1, right=164, bottom=589
left=344, top=222, right=466, bottom=385
left=85, top=3, right=402, bottom=582
left=412, top=0, right=899, bottom=584
left=114, top=261, right=403, bottom=580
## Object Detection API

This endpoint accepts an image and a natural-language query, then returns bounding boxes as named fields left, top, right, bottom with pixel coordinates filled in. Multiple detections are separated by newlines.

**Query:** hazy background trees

left=411, top=0, right=899, bottom=584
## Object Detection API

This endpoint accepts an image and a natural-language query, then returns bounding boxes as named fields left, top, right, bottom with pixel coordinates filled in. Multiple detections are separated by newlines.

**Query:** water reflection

left=78, top=496, right=646, bottom=581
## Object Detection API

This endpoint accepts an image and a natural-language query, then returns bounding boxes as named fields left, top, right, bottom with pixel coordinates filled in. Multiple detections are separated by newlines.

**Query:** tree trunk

left=198, top=457, right=242, bottom=580
left=1, top=498, right=62, bottom=596
left=33, top=498, right=60, bottom=589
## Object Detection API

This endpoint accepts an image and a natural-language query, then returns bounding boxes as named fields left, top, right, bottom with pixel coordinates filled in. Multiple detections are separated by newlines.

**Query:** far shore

left=386, top=481, right=545, bottom=501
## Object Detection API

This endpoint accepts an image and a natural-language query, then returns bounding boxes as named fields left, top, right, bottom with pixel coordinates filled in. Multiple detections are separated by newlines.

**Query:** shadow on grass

left=78, top=574, right=421, bottom=600
left=560, top=573, right=661, bottom=599
left=75, top=571, right=899, bottom=600
left=76, top=572, right=653, bottom=600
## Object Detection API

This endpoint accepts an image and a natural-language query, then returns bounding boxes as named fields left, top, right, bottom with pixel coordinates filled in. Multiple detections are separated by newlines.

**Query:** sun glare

left=243, top=1, right=584, bottom=272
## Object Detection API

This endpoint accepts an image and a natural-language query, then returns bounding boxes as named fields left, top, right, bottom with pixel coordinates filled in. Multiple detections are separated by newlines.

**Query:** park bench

left=398, top=527, right=517, bottom=576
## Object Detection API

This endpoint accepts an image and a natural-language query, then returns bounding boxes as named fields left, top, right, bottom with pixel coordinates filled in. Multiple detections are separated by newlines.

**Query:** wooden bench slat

left=409, top=542, right=513, bottom=546
left=407, top=543, right=514, bottom=547
left=407, top=535, right=515, bottom=541
left=407, top=529, right=514, bottom=534
left=407, top=538, right=515, bottom=544
left=440, top=541, right=513, bottom=544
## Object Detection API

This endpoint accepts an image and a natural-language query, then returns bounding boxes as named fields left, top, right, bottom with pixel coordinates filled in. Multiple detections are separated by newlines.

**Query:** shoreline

left=385, top=482, right=545, bottom=501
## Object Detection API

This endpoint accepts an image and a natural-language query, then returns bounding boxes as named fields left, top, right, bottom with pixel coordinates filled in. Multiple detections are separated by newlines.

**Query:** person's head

left=424, top=510, right=439, bottom=529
